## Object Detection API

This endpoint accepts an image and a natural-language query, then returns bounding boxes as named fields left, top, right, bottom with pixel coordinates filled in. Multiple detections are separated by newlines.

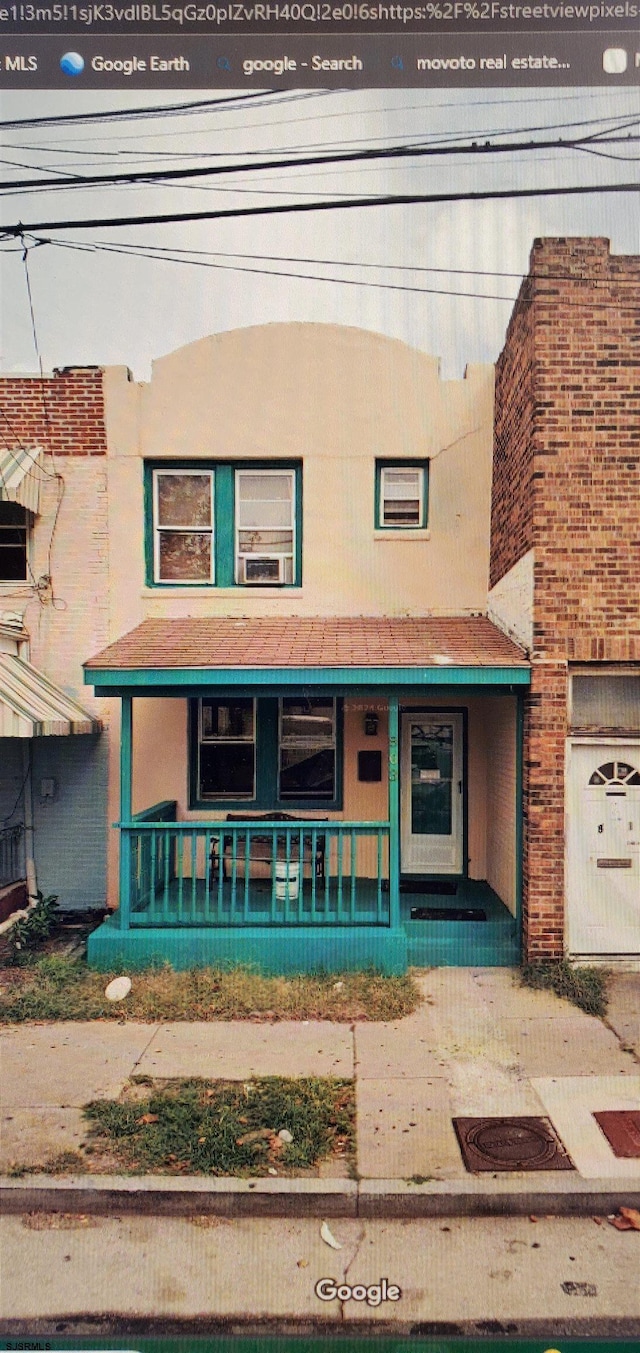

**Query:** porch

left=84, top=615, right=529, bottom=973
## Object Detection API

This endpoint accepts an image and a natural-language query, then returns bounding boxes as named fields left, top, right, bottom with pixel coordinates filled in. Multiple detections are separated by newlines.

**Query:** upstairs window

left=376, top=461, right=428, bottom=529
left=147, top=462, right=301, bottom=587
left=235, top=469, right=296, bottom=585
left=0, top=502, right=28, bottom=581
left=153, top=470, right=214, bottom=583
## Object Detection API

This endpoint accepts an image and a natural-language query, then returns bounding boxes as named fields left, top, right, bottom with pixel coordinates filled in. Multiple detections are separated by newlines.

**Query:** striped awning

left=0, top=446, right=44, bottom=515
left=0, top=653, right=101, bottom=736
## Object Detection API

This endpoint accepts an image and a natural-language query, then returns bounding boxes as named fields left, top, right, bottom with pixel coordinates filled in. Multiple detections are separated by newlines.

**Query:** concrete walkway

left=1, top=968, right=639, bottom=1204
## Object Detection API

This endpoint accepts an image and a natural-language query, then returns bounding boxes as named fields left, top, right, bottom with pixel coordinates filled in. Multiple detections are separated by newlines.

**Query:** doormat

left=593, top=1110, right=640, bottom=1158
left=453, top=1117, right=575, bottom=1172
left=402, top=880, right=458, bottom=895
left=410, top=906, right=487, bottom=922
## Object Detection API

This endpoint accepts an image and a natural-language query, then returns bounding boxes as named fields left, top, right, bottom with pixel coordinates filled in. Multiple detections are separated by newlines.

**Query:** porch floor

left=112, top=875, right=519, bottom=967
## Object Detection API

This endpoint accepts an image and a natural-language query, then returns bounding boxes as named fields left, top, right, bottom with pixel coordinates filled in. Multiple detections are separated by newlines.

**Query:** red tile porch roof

left=85, top=616, right=528, bottom=671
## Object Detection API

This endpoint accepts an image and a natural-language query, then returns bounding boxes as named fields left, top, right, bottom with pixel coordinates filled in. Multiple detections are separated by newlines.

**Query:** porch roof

left=84, top=616, right=530, bottom=690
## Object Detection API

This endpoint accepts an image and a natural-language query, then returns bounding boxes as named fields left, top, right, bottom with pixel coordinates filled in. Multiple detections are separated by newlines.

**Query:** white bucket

left=275, top=860, right=300, bottom=902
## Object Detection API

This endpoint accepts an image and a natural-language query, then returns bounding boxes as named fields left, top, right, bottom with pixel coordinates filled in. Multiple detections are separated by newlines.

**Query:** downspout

left=22, top=738, right=38, bottom=901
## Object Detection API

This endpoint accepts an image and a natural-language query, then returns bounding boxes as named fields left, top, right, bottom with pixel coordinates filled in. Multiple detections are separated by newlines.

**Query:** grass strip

left=82, top=1076, right=355, bottom=1176
left=0, top=955, right=420, bottom=1023
left=520, top=958, right=610, bottom=1017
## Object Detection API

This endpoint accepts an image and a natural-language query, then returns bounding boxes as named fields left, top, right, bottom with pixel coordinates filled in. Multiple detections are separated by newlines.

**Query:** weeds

left=8, top=893, right=59, bottom=965
left=0, top=957, right=420, bottom=1023
left=83, top=1076, right=355, bottom=1176
left=520, top=959, right=610, bottom=1017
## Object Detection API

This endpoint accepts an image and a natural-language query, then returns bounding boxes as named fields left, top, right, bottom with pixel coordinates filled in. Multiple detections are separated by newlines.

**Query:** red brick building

left=489, top=238, right=640, bottom=961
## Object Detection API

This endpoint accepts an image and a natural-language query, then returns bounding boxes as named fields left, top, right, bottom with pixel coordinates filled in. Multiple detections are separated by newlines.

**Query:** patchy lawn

left=40, top=1077, right=355, bottom=1178
left=520, top=959, right=610, bottom=1018
left=0, top=955, right=420, bottom=1023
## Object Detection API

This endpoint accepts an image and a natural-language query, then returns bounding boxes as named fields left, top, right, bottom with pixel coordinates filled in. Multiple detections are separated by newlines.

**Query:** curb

left=2, top=1174, right=640, bottom=1219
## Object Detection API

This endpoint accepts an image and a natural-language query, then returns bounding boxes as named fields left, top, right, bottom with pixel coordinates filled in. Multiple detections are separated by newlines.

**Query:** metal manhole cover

left=453, top=1117, right=575, bottom=1172
left=593, top=1110, right=640, bottom=1158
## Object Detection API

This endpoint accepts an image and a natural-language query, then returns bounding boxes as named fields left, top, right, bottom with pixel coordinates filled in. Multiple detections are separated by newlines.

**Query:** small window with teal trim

left=147, top=461, right=302, bottom=587
left=375, top=460, right=428, bottom=529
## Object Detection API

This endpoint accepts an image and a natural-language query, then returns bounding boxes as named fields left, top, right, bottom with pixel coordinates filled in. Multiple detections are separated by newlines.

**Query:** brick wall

left=0, top=367, right=107, bottom=456
left=491, top=238, right=640, bottom=957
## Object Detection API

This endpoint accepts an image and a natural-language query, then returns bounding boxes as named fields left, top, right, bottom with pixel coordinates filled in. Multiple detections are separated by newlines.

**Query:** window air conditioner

left=239, top=555, right=286, bottom=584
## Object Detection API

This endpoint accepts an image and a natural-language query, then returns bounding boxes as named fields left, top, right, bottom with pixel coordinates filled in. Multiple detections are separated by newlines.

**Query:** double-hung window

left=148, top=463, right=300, bottom=586
left=192, top=696, right=341, bottom=807
left=235, top=469, right=295, bottom=585
left=376, top=461, right=428, bottom=529
left=198, top=698, right=256, bottom=799
left=279, top=698, right=337, bottom=800
left=153, top=470, right=214, bottom=583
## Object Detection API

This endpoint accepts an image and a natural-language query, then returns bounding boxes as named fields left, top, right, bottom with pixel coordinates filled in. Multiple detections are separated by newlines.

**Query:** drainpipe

left=22, top=739, right=38, bottom=901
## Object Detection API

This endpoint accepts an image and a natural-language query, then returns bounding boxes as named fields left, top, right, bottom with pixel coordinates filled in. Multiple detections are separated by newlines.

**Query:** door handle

left=458, top=781, right=462, bottom=794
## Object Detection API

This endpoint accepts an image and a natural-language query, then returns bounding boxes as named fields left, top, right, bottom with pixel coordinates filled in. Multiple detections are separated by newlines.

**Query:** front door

left=567, top=744, right=640, bottom=954
left=400, top=713, right=464, bottom=875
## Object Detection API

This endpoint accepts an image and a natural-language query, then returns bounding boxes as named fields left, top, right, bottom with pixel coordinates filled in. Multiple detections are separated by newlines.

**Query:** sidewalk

left=1, top=967, right=639, bottom=1216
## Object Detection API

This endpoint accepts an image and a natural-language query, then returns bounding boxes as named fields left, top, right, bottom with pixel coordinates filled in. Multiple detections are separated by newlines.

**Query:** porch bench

left=210, top=813, right=328, bottom=884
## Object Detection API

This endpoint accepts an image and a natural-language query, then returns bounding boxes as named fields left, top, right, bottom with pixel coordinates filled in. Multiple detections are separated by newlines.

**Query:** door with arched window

left=567, top=745, right=640, bottom=955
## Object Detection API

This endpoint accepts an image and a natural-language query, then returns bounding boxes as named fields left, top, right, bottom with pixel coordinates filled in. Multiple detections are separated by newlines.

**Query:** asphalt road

left=1, top=1213, right=639, bottom=1336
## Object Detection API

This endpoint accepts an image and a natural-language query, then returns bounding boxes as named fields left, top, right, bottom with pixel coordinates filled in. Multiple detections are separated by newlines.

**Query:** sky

left=0, top=85, right=638, bottom=380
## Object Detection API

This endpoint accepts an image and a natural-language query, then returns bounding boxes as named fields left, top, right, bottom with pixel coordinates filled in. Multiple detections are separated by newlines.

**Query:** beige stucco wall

left=103, top=323, right=494, bottom=636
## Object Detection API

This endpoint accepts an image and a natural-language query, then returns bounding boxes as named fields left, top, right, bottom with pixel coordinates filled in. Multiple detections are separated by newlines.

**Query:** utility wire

left=3, top=178, right=639, bottom=236
left=0, top=129, right=638, bottom=196
left=0, top=89, right=309, bottom=132
left=38, top=234, right=640, bottom=312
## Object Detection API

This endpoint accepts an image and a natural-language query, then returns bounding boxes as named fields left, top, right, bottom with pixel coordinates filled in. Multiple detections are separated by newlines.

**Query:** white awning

left=0, top=446, right=44, bottom=515
left=0, top=654, right=101, bottom=736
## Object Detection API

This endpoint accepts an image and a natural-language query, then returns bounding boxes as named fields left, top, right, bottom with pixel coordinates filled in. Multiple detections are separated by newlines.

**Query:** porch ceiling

left=84, top=616, right=530, bottom=690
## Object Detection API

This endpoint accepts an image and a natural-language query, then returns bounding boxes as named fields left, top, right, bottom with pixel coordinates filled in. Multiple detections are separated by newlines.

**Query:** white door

left=567, top=744, right=640, bottom=955
left=401, top=714, right=463, bottom=874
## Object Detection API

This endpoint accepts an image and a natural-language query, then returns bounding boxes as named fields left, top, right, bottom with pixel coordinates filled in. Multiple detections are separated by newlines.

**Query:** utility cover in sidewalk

left=453, top=1117, right=575, bottom=1171
left=593, top=1110, right=640, bottom=1157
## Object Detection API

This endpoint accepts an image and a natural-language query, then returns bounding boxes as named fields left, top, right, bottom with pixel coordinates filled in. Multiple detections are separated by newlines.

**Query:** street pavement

left=1, top=1213, right=639, bottom=1331
left=1, top=967, right=639, bottom=1190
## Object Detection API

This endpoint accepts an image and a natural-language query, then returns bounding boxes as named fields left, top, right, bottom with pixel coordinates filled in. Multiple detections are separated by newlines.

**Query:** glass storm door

left=400, top=714, right=463, bottom=874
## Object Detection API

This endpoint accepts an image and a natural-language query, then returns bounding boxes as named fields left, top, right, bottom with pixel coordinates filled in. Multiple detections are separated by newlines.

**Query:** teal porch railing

left=124, top=806, right=390, bottom=927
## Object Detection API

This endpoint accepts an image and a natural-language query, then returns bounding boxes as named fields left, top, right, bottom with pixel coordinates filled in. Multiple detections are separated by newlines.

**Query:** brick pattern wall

left=492, top=238, right=640, bottom=957
left=490, top=279, right=536, bottom=589
left=0, top=368, right=107, bottom=456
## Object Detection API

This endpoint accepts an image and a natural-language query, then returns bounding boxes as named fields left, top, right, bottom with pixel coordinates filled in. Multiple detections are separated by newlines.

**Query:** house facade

left=2, top=236, right=637, bottom=970
left=85, top=323, right=525, bottom=971
left=489, top=237, right=640, bottom=963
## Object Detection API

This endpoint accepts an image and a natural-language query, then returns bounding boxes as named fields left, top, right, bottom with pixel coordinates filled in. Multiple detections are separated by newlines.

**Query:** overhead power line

left=1, top=129, right=639, bottom=196
left=36, top=233, right=639, bottom=312
left=0, top=90, right=303, bottom=132
left=3, top=178, right=639, bottom=236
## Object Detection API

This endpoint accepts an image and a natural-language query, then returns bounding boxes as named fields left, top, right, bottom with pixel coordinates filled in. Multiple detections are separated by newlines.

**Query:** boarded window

left=572, top=676, right=640, bottom=731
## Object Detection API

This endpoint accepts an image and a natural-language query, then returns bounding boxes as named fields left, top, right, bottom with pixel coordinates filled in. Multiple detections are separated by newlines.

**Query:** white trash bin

left=275, top=860, right=300, bottom=902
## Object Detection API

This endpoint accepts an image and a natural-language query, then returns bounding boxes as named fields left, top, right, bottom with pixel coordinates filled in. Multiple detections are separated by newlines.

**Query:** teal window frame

left=189, top=696, right=343, bottom=811
left=145, top=460, right=303, bottom=588
left=375, top=459, right=429, bottom=530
